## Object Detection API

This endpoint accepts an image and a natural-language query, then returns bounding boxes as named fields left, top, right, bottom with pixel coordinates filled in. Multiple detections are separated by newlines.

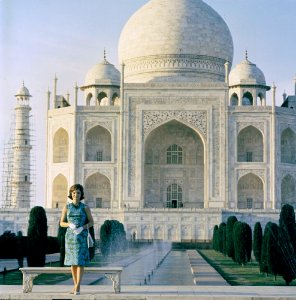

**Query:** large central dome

left=118, top=0, right=233, bottom=83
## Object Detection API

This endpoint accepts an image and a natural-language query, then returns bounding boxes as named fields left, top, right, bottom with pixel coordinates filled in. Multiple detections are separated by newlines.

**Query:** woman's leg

left=71, top=265, right=78, bottom=291
left=75, top=266, right=84, bottom=292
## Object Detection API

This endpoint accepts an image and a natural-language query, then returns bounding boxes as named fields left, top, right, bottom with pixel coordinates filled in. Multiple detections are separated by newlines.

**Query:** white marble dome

left=15, top=83, right=31, bottom=97
left=229, top=58, right=266, bottom=86
left=83, top=59, right=120, bottom=87
left=118, top=0, right=233, bottom=83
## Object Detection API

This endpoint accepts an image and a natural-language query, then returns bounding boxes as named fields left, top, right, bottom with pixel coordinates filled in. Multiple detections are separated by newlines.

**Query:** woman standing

left=60, top=184, right=94, bottom=295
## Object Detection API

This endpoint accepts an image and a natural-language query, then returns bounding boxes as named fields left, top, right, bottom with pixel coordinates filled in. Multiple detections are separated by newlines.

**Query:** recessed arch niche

left=237, top=126, right=263, bottom=162
left=84, top=172, right=111, bottom=208
left=144, top=120, right=204, bottom=208
left=52, top=174, right=68, bottom=208
left=53, top=128, right=69, bottom=163
left=281, top=174, right=296, bottom=208
left=281, top=128, right=296, bottom=164
left=237, top=173, right=263, bottom=209
left=85, top=125, right=111, bottom=161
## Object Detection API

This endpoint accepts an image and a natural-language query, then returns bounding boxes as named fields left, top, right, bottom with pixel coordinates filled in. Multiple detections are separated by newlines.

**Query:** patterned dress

left=64, top=202, right=89, bottom=266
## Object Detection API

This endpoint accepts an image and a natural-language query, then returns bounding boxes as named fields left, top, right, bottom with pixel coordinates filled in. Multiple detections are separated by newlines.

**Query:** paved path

left=187, top=250, right=229, bottom=285
left=1, top=285, right=296, bottom=299
left=1, top=249, right=296, bottom=299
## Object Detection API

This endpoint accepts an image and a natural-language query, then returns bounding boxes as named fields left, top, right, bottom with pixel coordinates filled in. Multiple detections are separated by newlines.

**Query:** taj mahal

left=2, top=0, right=296, bottom=241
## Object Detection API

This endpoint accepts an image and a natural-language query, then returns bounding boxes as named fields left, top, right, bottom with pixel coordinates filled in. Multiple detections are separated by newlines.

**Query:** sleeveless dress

left=64, top=202, right=89, bottom=266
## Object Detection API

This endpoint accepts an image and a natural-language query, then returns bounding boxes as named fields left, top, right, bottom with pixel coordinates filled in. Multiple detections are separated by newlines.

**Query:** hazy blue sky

left=0, top=0, right=295, bottom=206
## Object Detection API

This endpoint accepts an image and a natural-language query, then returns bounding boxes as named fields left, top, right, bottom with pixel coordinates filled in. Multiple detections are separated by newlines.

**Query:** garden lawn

left=199, top=249, right=296, bottom=286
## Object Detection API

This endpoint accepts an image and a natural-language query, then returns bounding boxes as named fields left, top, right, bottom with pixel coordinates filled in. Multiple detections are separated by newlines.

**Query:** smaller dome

left=15, top=82, right=31, bottom=97
left=82, top=59, right=120, bottom=88
left=229, top=57, right=266, bottom=86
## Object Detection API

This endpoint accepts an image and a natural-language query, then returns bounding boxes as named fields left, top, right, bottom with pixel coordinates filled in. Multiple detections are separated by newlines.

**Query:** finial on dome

left=245, top=50, right=248, bottom=61
left=103, top=48, right=110, bottom=64
left=103, top=48, right=108, bottom=63
left=22, top=80, right=25, bottom=87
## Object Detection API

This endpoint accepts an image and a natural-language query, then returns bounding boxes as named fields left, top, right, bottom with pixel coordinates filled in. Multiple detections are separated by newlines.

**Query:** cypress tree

left=100, top=220, right=126, bottom=256
left=0, top=231, right=17, bottom=259
left=226, top=216, right=237, bottom=259
left=260, top=223, right=269, bottom=275
left=100, top=220, right=112, bottom=256
left=218, top=222, right=226, bottom=254
left=16, top=231, right=26, bottom=268
left=27, top=206, right=48, bottom=267
left=253, top=222, right=263, bottom=265
left=233, top=221, right=252, bottom=265
left=212, top=225, right=219, bottom=251
left=279, top=204, right=296, bottom=252
left=223, top=225, right=227, bottom=256
left=263, top=222, right=280, bottom=279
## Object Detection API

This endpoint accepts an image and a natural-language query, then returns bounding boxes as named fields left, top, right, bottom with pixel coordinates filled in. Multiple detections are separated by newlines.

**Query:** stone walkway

left=1, top=249, right=296, bottom=299
left=1, top=285, right=296, bottom=299
left=187, top=250, right=229, bottom=286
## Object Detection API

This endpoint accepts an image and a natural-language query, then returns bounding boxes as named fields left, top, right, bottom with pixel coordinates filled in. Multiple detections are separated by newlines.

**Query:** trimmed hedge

left=27, top=206, right=48, bottom=267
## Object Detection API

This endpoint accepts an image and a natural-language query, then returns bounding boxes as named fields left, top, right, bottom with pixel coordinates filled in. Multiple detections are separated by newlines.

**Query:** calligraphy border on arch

left=143, top=110, right=207, bottom=140
left=237, top=169, right=265, bottom=182
left=237, top=122, right=265, bottom=134
left=84, top=120, right=113, bottom=133
left=84, top=168, right=112, bottom=181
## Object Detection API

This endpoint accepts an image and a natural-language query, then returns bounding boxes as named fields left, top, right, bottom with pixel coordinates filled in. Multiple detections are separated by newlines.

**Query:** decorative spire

left=245, top=49, right=248, bottom=61
left=102, top=48, right=110, bottom=64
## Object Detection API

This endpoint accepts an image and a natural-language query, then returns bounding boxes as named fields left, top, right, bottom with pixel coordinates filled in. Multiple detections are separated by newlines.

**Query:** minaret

left=10, top=82, right=32, bottom=208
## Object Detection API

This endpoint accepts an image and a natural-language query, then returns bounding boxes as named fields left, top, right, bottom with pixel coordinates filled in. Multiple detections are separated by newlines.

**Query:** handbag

left=87, top=229, right=94, bottom=248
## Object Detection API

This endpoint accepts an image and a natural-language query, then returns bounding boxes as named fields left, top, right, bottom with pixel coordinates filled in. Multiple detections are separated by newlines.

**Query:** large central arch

left=144, top=120, right=204, bottom=208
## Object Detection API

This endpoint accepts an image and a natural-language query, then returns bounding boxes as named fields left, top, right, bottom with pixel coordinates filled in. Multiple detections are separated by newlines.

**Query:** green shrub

left=233, top=221, right=252, bottom=265
left=226, top=216, right=238, bottom=259
left=27, top=206, right=48, bottom=267
left=279, top=204, right=296, bottom=252
left=260, top=222, right=280, bottom=279
left=212, top=225, right=219, bottom=251
left=218, top=222, right=226, bottom=254
left=100, top=220, right=126, bottom=256
left=253, top=222, right=262, bottom=264
left=0, top=231, right=17, bottom=259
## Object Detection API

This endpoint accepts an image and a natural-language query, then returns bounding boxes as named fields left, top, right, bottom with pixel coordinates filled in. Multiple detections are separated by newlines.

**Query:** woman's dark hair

left=68, top=184, right=85, bottom=200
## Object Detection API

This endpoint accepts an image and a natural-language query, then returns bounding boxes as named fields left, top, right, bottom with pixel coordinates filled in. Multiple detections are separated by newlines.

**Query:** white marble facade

left=8, top=0, right=296, bottom=241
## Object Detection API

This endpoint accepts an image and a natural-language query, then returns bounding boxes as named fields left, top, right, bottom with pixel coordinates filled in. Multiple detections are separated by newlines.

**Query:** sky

left=0, top=0, right=295, bottom=207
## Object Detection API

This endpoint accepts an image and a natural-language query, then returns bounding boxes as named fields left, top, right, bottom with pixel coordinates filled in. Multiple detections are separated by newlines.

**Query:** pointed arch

left=281, top=174, right=296, bottom=208
left=257, top=92, right=264, bottom=106
left=52, top=174, right=68, bottom=208
left=97, top=92, right=108, bottom=106
left=84, top=172, right=111, bottom=208
left=281, top=128, right=296, bottom=164
left=230, top=93, right=238, bottom=106
left=111, top=93, right=119, bottom=106
left=86, top=93, right=93, bottom=106
left=237, top=173, right=263, bottom=209
left=85, top=125, right=111, bottom=161
left=237, top=125, right=263, bottom=162
left=242, top=91, right=253, bottom=106
left=53, top=128, right=69, bottom=163
left=144, top=119, right=204, bottom=208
